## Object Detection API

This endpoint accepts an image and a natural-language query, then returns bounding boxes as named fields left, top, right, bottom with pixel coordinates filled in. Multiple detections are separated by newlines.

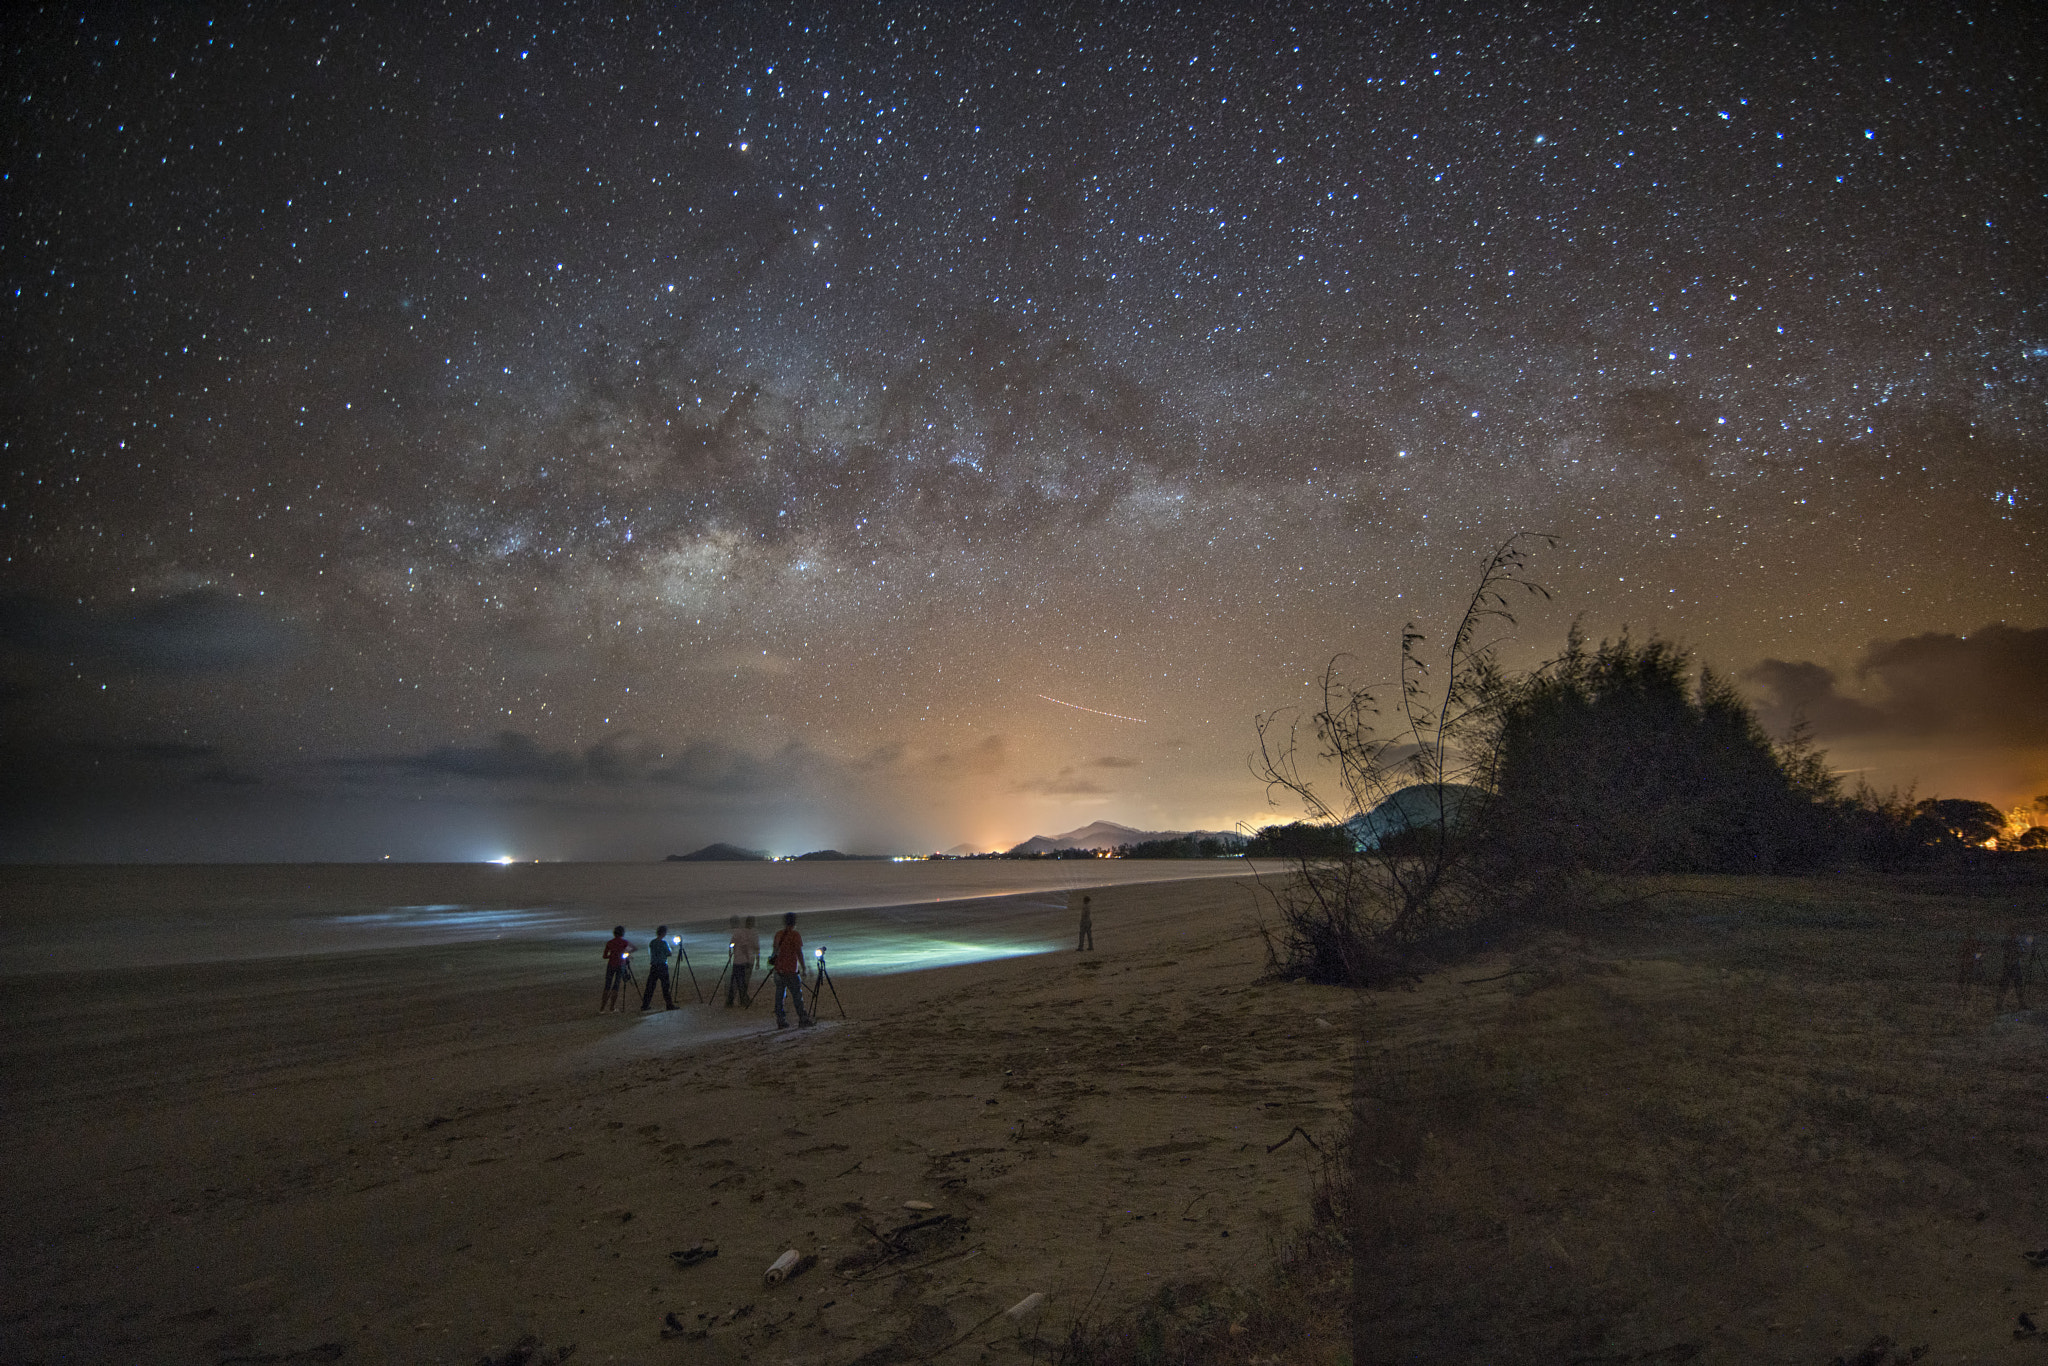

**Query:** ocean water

left=0, top=859, right=1268, bottom=978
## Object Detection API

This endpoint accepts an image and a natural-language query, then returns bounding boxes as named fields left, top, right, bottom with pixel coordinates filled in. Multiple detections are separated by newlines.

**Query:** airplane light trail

left=1037, top=695, right=1147, bottom=723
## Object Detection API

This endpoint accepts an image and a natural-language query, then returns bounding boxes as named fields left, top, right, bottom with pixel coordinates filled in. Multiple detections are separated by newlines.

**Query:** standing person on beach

left=727, top=914, right=759, bottom=1007
left=770, top=911, right=813, bottom=1029
left=1993, top=929, right=2031, bottom=1012
left=641, top=925, right=677, bottom=1011
left=599, top=925, right=632, bottom=1014
left=1076, top=894, right=1094, bottom=951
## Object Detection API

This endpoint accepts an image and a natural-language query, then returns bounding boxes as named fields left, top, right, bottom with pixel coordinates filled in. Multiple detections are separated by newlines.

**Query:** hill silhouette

left=665, top=842, right=768, bottom=862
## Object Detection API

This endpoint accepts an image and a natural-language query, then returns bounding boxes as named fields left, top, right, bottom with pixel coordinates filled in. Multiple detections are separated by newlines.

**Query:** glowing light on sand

left=831, top=937, right=1059, bottom=975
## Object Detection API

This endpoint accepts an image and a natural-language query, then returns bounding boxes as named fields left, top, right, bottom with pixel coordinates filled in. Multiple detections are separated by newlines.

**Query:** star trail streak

left=1037, top=696, right=1148, bottom=725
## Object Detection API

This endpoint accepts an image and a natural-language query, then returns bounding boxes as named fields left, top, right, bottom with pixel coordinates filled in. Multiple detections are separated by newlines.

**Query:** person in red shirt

left=769, top=911, right=813, bottom=1029
left=600, top=925, right=632, bottom=1014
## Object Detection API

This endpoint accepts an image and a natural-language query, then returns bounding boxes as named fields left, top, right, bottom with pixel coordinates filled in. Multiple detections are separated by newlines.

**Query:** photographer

left=769, top=911, right=813, bottom=1030
left=641, top=924, right=677, bottom=1011
left=726, top=914, right=759, bottom=1007
left=599, top=925, right=632, bottom=1014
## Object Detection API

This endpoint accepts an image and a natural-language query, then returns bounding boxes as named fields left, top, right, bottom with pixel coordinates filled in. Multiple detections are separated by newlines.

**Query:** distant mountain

left=1003, top=820, right=1240, bottom=855
left=666, top=842, right=769, bottom=862
left=1005, top=820, right=1148, bottom=855
left=1342, top=783, right=1487, bottom=849
left=794, top=849, right=893, bottom=861
left=942, top=842, right=995, bottom=857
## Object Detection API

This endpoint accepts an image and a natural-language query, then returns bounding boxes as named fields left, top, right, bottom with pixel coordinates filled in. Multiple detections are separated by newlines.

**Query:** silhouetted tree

left=1242, top=822, right=1355, bottom=859
left=1841, top=786, right=2018, bottom=864
left=1480, top=630, right=1839, bottom=876
left=1909, top=797, right=2005, bottom=850
left=1252, top=535, right=1552, bottom=983
left=1252, top=536, right=1854, bottom=987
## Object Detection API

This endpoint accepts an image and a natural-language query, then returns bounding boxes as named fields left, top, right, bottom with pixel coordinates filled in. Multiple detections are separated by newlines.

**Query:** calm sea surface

left=0, top=860, right=1269, bottom=977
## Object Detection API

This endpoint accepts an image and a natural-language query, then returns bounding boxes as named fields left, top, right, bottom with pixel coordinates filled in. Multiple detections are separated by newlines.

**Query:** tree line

left=1250, top=535, right=2043, bottom=987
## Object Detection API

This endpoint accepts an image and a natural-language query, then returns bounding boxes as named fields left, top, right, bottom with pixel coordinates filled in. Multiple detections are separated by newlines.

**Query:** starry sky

left=3, top=4, right=2044, bottom=862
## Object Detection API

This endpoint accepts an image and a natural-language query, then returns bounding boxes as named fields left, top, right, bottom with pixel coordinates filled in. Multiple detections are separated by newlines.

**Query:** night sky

left=4, top=5, right=2043, bottom=862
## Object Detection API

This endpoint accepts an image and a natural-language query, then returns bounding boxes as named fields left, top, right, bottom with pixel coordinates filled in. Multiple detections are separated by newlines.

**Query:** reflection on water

left=324, top=904, right=583, bottom=935
left=307, top=904, right=1060, bottom=976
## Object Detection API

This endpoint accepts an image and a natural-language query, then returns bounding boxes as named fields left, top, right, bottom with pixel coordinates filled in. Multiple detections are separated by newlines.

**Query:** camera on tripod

left=807, top=945, right=843, bottom=1019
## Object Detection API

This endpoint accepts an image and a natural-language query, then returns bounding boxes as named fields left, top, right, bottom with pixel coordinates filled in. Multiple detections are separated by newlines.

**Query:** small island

left=664, top=842, right=769, bottom=862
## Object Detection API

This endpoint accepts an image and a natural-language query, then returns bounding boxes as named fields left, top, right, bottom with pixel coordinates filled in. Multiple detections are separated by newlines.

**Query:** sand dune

left=0, top=874, right=1354, bottom=1364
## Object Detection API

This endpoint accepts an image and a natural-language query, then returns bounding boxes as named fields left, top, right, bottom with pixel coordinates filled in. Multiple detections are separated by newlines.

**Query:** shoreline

left=0, top=872, right=1352, bottom=1365
left=0, top=859, right=1281, bottom=975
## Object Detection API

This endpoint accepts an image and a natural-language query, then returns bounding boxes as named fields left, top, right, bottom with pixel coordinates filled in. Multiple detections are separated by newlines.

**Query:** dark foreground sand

left=0, top=875, right=1352, bottom=1365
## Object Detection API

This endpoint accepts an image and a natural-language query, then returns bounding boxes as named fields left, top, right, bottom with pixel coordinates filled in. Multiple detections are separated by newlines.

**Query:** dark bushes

left=1481, top=631, right=1839, bottom=878
left=1253, top=536, right=1553, bottom=982
left=1253, top=537, right=1859, bottom=986
left=1242, top=822, right=1354, bottom=859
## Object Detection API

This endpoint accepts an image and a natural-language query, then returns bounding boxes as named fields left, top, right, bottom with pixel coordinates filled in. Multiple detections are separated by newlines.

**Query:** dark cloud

left=1748, top=624, right=2048, bottom=745
left=0, top=591, right=301, bottom=673
left=1090, top=755, right=1141, bottom=769
left=392, top=730, right=832, bottom=796
left=648, top=740, right=824, bottom=795
left=0, top=738, right=255, bottom=814
left=1742, top=660, right=1887, bottom=737
left=405, top=732, right=584, bottom=784
left=916, top=735, right=1009, bottom=778
left=129, top=742, right=221, bottom=761
left=1014, top=766, right=1112, bottom=796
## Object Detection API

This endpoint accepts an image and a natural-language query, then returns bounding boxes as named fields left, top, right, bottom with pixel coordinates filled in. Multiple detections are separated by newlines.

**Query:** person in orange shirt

left=599, top=925, right=632, bottom=1014
left=770, top=911, right=813, bottom=1030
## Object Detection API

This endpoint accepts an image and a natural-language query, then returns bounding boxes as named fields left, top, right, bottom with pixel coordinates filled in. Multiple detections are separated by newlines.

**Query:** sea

left=0, top=859, right=1270, bottom=979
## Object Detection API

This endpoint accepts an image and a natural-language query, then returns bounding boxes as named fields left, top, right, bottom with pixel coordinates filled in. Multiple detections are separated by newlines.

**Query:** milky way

left=4, top=6, right=2043, bottom=860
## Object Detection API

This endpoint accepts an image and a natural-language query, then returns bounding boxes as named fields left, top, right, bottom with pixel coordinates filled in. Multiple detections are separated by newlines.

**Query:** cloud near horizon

left=1746, top=624, right=2048, bottom=747
left=1012, top=766, right=1114, bottom=796
left=0, top=590, right=302, bottom=674
left=394, top=730, right=839, bottom=795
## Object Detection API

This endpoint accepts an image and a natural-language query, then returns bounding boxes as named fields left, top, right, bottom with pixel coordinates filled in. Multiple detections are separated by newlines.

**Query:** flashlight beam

left=1037, top=694, right=1146, bottom=723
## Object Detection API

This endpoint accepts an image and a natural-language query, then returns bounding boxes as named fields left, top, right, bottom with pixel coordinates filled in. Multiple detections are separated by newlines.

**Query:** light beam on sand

left=828, top=937, right=1061, bottom=975
left=1037, top=694, right=1147, bottom=723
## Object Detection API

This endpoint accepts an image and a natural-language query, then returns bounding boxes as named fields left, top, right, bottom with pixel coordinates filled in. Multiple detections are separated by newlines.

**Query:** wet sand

left=0, top=874, right=1354, bottom=1364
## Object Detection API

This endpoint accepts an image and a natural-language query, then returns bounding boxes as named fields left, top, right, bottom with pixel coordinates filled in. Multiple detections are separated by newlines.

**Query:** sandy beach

left=0, top=871, right=1353, bottom=1365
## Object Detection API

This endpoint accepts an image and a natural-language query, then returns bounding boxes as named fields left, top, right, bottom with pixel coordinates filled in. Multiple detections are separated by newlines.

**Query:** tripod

left=599, top=949, right=637, bottom=1013
left=671, top=936, right=704, bottom=1003
left=710, top=947, right=762, bottom=1008
left=808, top=947, right=845, bottom=1020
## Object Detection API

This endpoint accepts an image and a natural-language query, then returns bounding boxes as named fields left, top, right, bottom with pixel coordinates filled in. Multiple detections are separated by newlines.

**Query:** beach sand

left=0, top=874, right=1353, bottom=1365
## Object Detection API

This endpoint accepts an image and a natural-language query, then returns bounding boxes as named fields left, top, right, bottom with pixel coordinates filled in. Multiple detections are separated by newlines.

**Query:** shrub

left=1242, top=822, right=1354, bottom=859
left=1480, top=630, right=1840, bottom=877
left=1253, top=536, right=1853, bottom=985
left=1252, top=536, right=1553, bottom=982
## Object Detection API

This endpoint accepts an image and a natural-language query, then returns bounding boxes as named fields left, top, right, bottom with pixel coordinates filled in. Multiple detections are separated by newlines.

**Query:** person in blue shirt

left=641, top=924, right=677, bottom=1010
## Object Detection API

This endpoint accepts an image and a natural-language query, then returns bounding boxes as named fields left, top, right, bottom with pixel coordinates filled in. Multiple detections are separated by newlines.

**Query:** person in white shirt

left=726, top=914, right=760, bottom=1006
